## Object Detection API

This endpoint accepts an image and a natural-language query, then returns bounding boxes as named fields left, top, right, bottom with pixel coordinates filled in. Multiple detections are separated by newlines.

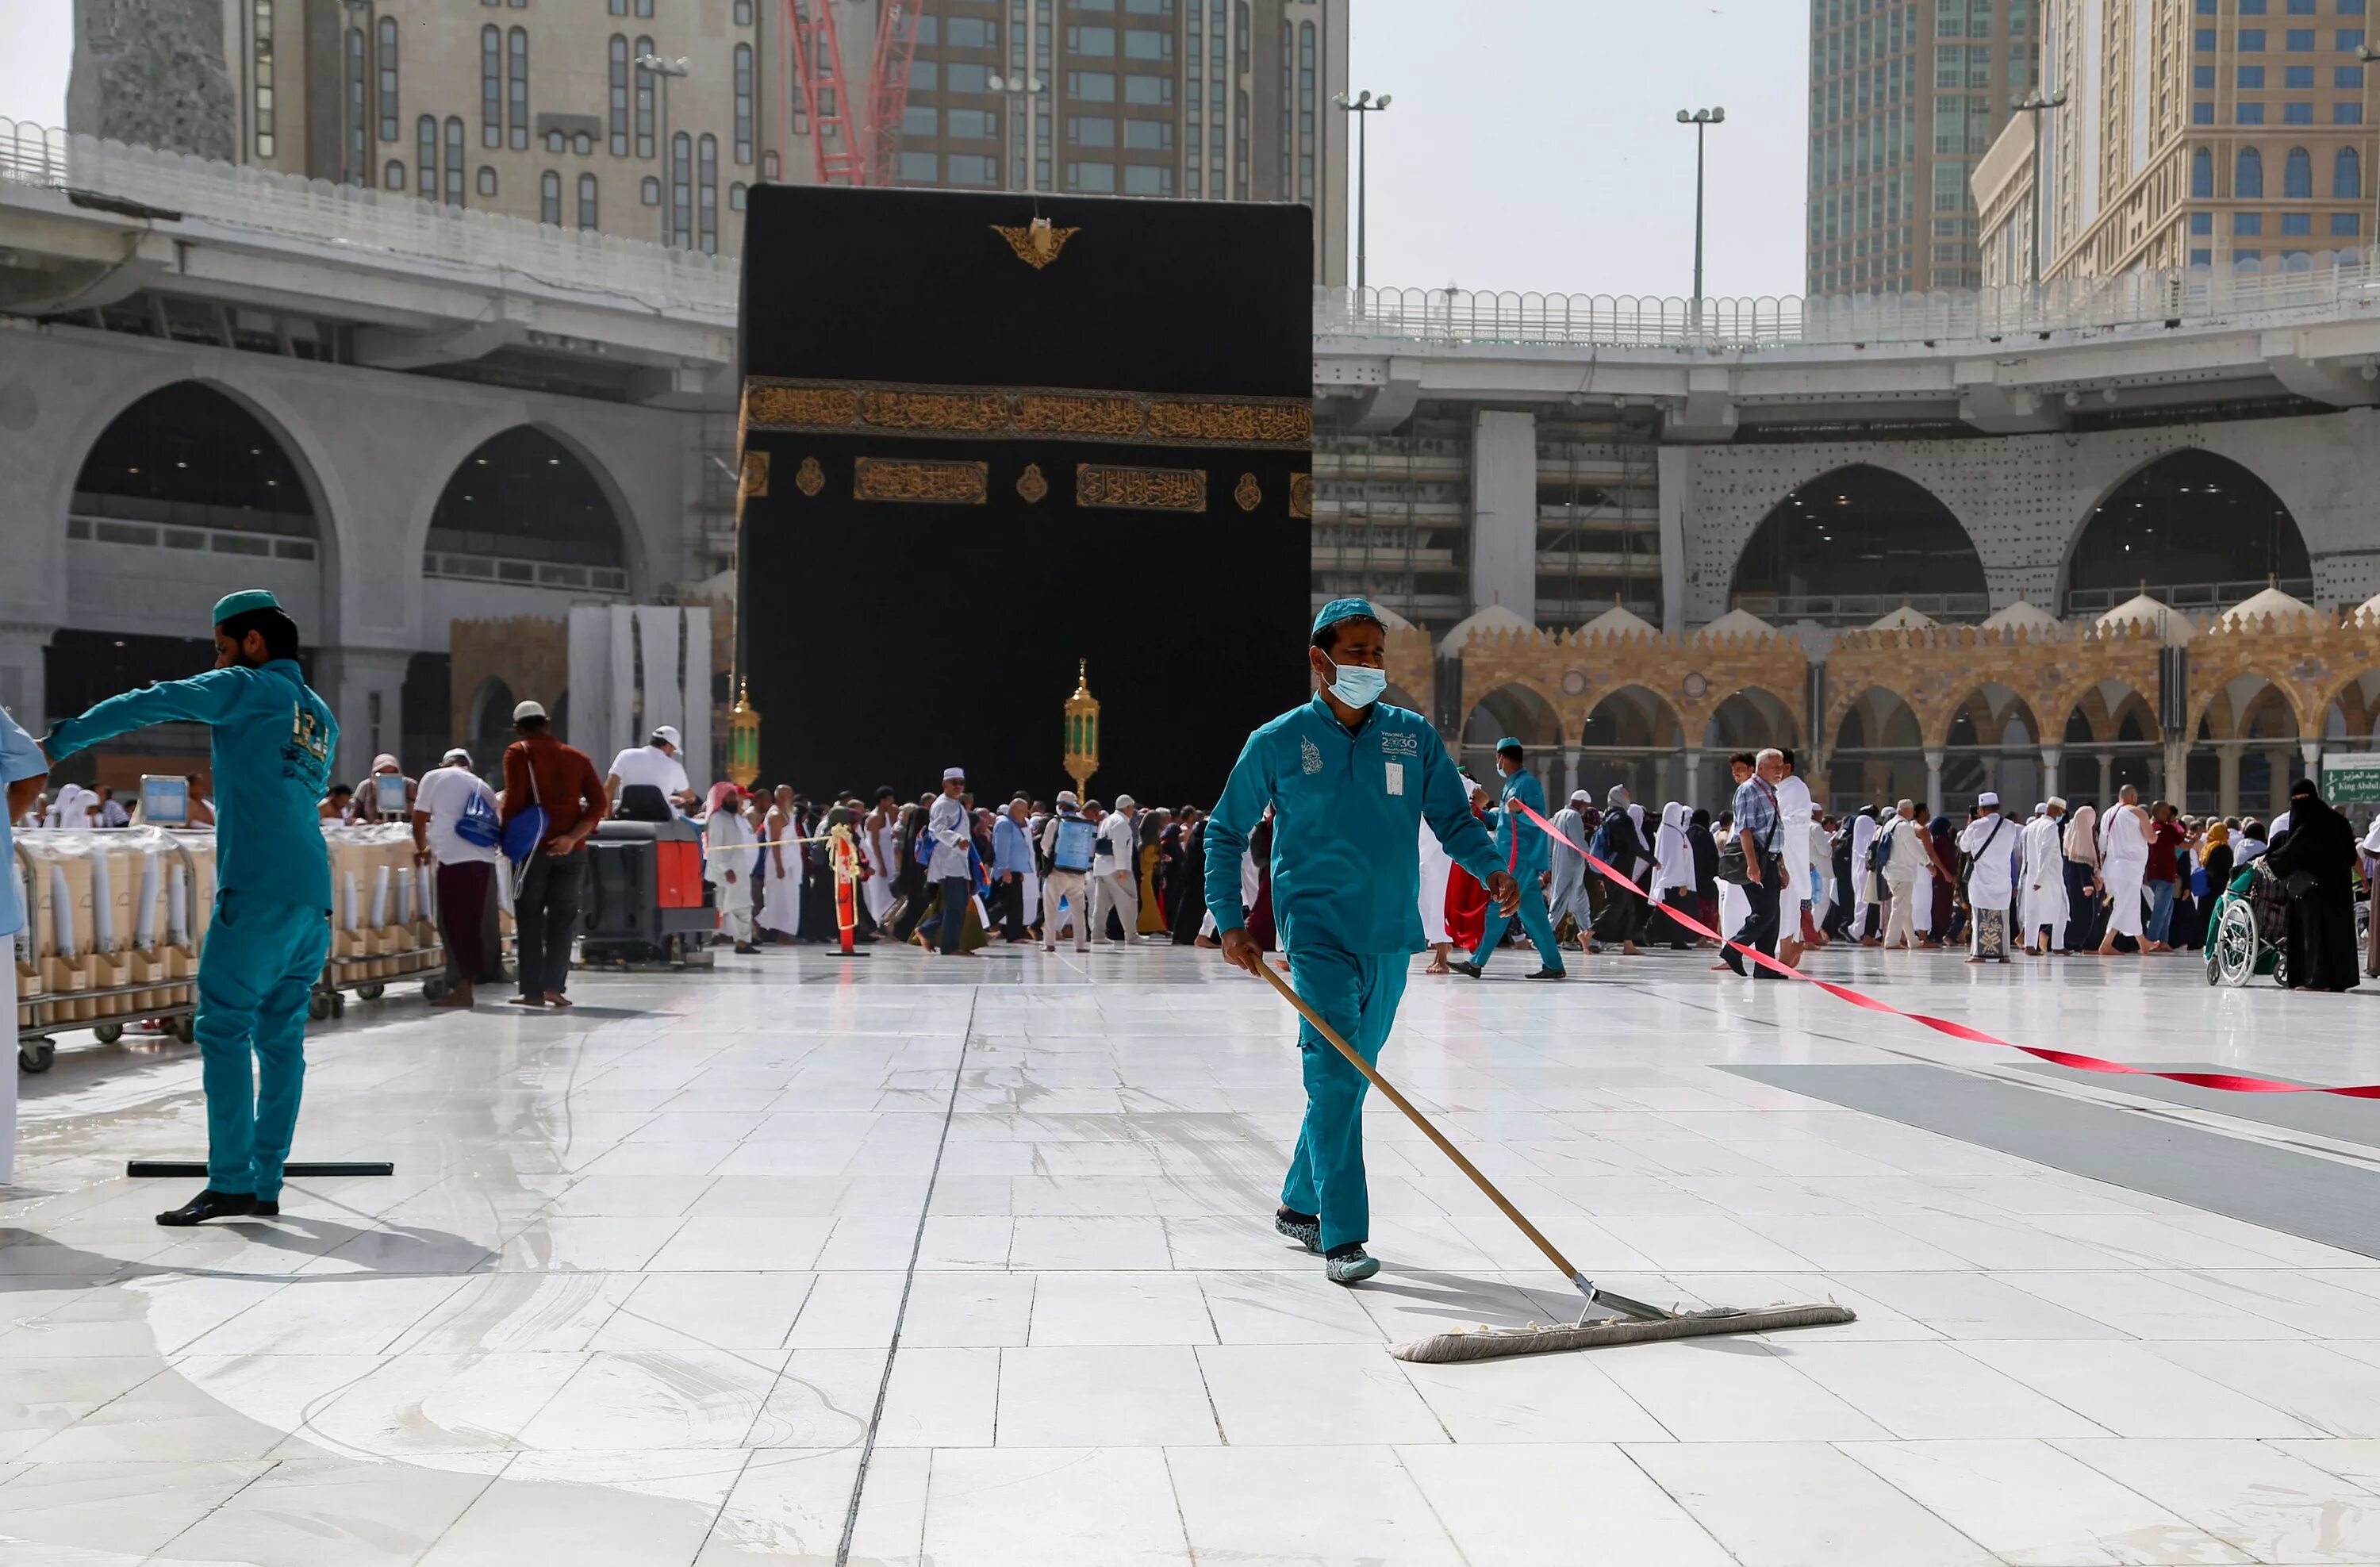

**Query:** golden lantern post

left=1062, top=659, right=1100, bottom=799
left=726, top=678, right=761, bottom=789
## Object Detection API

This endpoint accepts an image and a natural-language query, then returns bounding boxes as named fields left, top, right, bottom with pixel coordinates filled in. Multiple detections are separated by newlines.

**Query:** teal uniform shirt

left=1205, top=696, right=1500, bottom=954
left=46, top=659, right=336, bottom=910
left=1493, top=766, right=1553, bottom=877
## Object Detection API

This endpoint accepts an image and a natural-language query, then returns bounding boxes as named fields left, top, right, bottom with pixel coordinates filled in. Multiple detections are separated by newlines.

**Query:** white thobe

left=2099, top=805, right=2150, bottom=938
left=1776, top=774, right=1814, bottom=908
left=758, top=808, right=802, bottom=938
left=1805, top=820, right=1833, bottom=924
left=862, top=812, right=897, bottom=923
left=1546, top=807, right=1594, bottom=930
left=2018, top=814, right=2069, bottom=943
left=705, top=810, right=759, bottom=942
left=1957, top=812, right=2017, bottom=910
left=1418, top=819, right=1453, bottom=944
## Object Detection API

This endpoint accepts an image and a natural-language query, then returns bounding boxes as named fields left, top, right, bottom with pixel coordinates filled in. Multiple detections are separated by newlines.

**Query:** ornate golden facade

left=743, top=377, right=1313, bottom=450
left=1075, top=463, right=1207, bottom=512
left=852, top=457, right=989, bottom=505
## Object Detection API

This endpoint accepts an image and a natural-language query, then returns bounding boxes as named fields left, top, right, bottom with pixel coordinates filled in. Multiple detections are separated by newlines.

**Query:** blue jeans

left=2146, top=876, right=2178, bottom=943
left=194, top=893, right=332, bottom=1200
left=934, top=875, right=973, bottom=953
left=1280, top=947, right=1408, bottom=1254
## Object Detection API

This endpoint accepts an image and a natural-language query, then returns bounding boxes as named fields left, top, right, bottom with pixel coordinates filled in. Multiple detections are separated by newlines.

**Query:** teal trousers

left=194, top=893, right=332, bottom=1200
left=1280, top=947, right=1408, bottom=1254
left=1468, top=884, right=1564, bottom=973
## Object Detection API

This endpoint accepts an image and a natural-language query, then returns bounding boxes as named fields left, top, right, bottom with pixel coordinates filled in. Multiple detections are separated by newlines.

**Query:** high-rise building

left=69, top=0, right=765, bottom=254
left=1978, top=0, right=2376, bottom=286
left=1806, top=0, right=2042, bottom=295
left=67, top=0, right=1344, bottom=275
left=794, top=0, right=1349, bottom=286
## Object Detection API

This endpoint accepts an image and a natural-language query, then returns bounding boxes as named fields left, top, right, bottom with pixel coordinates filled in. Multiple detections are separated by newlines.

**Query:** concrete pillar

left=315, top=647, right=415, bottom=783
left=2302, top=738, right=2324, bottom=795
left=0, top=623, right=55, bottom=735
left=2217, top=743, right=2243, bottom=818
left=2161, top=739, right=2188, bottom=811
left=1683, top=748, right=1702, bottom=815
left=2040, top=745, right=2062, bottom=802
left=1656, top=445, right=1690, bottom=633
left=2097, top=751, right=2115, bottom=805
left=2268, top=747, right=2294, bottom=816
left=1923, top=747, right=1944, bottom=820
left=1468, top=409, right=1538, bottom=622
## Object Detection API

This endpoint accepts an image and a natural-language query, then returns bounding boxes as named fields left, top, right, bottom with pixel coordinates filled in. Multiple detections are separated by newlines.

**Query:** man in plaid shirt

left=1724, top=748, right=1789, bottom=979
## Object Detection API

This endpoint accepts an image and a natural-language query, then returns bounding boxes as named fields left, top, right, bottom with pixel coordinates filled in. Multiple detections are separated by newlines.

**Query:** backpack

left=1866, top=820, right=1896, bottom=878
left=1051, top=815, right=1096, bottom=874
left=455, top=785, right=502, bottom=848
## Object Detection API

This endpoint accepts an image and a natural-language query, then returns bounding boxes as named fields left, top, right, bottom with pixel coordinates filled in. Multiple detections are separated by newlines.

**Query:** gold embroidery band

left=1288, top=471, right=1313, bottom=518
left=744, top=377, right=1311, bottom=450
left=853, top=457, right=988, bottom=505
left=1077, top=463, right=1207, bottom=513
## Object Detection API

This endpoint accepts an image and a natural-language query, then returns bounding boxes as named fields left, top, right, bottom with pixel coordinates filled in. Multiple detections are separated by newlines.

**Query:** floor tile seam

left=1988, top=1261, right=2357, bottom=1339
left=2041, top=1432, right=2380, bottom=1511
left=1607, top=1437, right=1784, bottom=1565
left=1821, top=1434, right=2225, bottom=1559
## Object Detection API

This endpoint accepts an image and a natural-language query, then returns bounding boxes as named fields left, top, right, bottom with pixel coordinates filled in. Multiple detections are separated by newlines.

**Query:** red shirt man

left=498, top=701, right=609, bottom=1007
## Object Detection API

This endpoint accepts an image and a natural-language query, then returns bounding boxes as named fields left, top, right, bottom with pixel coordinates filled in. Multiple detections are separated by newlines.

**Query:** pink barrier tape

left=1513, top=799, right=2380, bottom=1100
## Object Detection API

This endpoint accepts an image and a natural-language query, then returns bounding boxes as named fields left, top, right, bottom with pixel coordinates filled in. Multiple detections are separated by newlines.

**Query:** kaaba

left=735, top=185, right=1313, bottom=806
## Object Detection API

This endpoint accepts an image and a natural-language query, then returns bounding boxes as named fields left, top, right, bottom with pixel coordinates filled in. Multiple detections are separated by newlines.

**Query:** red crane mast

left=784, top=0, right=930, bottom=186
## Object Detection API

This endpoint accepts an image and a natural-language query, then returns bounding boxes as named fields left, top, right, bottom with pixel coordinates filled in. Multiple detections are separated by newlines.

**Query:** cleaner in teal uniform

left=1205, top=598, right=1518, bottom=1283
left=1452, top=738, right=1568, bottom=980
left=43, top=590, right=336, bottom=1226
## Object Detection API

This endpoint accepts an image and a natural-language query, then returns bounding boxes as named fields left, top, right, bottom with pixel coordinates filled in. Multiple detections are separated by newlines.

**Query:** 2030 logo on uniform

left=1380, top=731, right=1420, bottom=759
left=1300, top=737, right=1323, bottom=775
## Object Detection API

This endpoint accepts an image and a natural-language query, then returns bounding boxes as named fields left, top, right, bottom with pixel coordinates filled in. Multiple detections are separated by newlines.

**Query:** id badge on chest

left=1384, top=762, right=1404, bottom=797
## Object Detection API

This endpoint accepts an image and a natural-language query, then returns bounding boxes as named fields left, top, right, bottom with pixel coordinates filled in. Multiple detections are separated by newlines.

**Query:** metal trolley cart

left=15, top=831, right=210, bottom=1074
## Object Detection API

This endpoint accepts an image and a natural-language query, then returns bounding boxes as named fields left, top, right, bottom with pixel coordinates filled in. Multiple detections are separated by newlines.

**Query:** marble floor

left=8, top=940, right=2380, bottom=1565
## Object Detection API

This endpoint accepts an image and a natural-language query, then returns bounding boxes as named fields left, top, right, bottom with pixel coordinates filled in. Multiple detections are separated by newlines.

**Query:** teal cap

left=213, top=589, right=281, bottom=625
left=1311, top=597, right=1381, bottom=638
left=1495, top=736, right=1523, bottom=755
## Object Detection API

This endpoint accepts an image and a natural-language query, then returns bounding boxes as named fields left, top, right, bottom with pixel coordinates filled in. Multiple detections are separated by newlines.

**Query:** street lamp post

left=987, top=70, right=1048, bottom=193
left=637, top=53, right=691, bottom=244
left=1330, top=89, right=1391, bottom=294
left=2010, top=88, right=2069, bottom=287
left=1675, top=107, right=1726, bottom=332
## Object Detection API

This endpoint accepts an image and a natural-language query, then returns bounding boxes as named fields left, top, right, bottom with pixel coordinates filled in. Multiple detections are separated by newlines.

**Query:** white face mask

left=1322, top=657, right=1387, bottom=708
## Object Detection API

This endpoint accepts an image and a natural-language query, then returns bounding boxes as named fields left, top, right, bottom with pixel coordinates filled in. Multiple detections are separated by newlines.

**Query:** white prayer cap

left=2033, top=801, right=2047, bottom=815
left=1056, top=790, right=1079, bottom=808
left=1977, top=791, right=1999, bottom=807
left=512, top=700, right=547, bottom=721
left=942, top=766, right=966, bottom=782
left=651, top=724, right=681, bottom=747
left=443, top=748, right=472, bottom=766
left=1115, top=793, right=1137, bottom=810
left=1569, top=789, right=1591, bottom=805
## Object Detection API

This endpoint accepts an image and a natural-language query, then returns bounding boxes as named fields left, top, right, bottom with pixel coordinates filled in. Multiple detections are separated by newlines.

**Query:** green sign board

left=2320, top=754, right=2380, bottom=806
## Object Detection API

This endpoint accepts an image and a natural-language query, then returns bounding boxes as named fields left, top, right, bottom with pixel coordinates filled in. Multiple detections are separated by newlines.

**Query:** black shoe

left=1449, top=961, right=1483, bottom=979
left=252, top=1200, right=280, bottom=1217
left=735, top=943, right=760, bottom=954
left=155, top=1189, right=256, bottom=1227
left=1526, top=967, right=1567, bottom=981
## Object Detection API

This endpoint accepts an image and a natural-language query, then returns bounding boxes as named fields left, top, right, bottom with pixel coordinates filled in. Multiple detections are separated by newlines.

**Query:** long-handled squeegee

left=1253, top=959, right=1853, bottom=1362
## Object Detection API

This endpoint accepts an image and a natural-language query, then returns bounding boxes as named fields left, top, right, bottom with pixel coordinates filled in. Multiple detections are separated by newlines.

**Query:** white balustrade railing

left=0, top=118, right=737, bottom=321
left=1318, top=252, right=2380, bottom=351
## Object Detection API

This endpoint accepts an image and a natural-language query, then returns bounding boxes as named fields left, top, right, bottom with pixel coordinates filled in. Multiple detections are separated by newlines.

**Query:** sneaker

left=1324, top=1247, right=1380, bottom=1285
left=1273, top=1209, right=1321, bottom=1254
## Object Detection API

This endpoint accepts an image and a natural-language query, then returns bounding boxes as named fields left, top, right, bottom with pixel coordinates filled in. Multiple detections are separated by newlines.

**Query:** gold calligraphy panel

left=853, top=457, right=989, bottom=505
left=743, top=377, right=1312, bottom=450
left=1288, top=471, right=1313, bottom=518
left=1076, top=464, right=1207, bottom=513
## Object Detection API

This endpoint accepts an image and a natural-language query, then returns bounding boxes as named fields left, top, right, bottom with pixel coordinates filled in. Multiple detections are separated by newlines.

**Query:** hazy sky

left=0, top=0, right=1811, bottom=298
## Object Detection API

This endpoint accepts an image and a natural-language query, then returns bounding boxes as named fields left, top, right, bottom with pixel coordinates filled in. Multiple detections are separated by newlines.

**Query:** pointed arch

left=1729, top=464, right=1987, bottom=625
left=2237, top=146, right=2263, bottom=198
left=2063, top=448, right=2309, bottom=615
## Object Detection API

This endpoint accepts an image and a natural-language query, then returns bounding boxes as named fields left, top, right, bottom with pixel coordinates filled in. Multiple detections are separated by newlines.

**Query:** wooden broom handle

left=1252, top=957, right=1585, bottom=1284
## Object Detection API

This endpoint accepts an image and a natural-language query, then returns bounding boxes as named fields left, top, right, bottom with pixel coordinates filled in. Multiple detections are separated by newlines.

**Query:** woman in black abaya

left=2263, top=778, right=2360, bottom=992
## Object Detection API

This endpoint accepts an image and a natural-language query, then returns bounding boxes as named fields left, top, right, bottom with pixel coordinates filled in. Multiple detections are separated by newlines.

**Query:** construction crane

left=784, top=0, right=928, bottom=186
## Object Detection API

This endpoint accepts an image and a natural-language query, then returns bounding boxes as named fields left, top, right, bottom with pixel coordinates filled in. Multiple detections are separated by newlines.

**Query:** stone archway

left=1729, top=464, right=1988, bottom=626
left=2063, top=449, right=2309, bottom=618
left=1828, top=686, right=1926, bottom=813
left=426, top=425, right=631, bottom=595
left=1580, top=683, right=1686, bottom=812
